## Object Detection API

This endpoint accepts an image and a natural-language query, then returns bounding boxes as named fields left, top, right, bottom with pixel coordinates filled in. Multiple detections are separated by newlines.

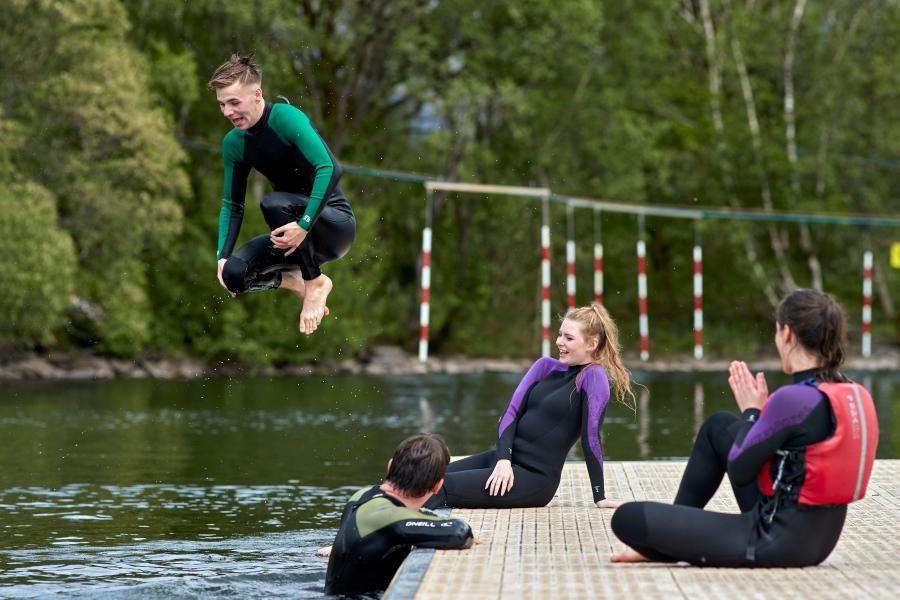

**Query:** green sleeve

left=217, top=130, right=248, bottom=259
left=269, top=105, right=338, bottom=231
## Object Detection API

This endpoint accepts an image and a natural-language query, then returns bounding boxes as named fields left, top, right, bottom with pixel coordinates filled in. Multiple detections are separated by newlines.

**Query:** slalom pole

left=418, top=190, right=434, bottom=363
left=862, top=251, right=873, bottom=358
left=594, top=208, right=603, bottom=305
left=566, top=203, right=576, bottom=309
left=637, top=215, right=650, bottom=361
left=693, top=223, right=703, bottom=360
left=541, top=197, right=552, bottom=357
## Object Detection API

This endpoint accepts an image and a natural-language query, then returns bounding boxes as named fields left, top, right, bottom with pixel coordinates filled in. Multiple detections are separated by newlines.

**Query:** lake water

left=1, top=370, right=896, bottom=597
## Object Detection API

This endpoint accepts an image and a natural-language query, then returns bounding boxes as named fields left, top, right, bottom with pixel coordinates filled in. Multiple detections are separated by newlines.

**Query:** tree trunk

left=731, top=35, right=798, bottom=294
left=698, top=0, right=778, bottom=307
left=783, top=0, right=823, bottom=290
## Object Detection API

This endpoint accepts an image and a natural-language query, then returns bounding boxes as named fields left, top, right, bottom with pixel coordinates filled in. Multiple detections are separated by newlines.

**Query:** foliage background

left=1, top=0, right=898, bottom=365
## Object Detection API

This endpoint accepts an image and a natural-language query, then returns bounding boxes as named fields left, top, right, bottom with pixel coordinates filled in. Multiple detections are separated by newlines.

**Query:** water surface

left=1, top=370, right=896, bottom=597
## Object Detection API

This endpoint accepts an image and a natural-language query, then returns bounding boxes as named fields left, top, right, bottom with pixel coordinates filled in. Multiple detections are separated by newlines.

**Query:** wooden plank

left=390, top=460, right=900, bottom=600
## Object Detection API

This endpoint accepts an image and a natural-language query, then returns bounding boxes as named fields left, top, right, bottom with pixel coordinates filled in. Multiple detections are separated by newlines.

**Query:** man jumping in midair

left=209, top=53, right=355, bottom=334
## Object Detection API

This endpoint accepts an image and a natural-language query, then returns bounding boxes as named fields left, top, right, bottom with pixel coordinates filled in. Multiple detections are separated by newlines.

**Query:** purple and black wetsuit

left=425, top=357, right=610, bottom=509
left=612, top=369, right=851, bottom=567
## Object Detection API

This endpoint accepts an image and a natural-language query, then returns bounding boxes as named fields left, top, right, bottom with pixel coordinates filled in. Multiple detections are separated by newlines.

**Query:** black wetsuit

left=425, top=358, right=610, bottom=509
left=325, top=485, right=473, bottom=597
left=217, top=101, right=356, bottom=292
left=612, top=369, right=851, bottom=567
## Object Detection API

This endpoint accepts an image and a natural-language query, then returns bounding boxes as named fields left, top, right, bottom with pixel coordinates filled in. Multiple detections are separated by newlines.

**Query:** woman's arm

left=579, top=366, right=610, bottom=503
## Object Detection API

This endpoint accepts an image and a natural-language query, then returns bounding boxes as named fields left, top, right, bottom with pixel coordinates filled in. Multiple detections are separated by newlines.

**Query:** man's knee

left=222, top=257, right=249, bottom=293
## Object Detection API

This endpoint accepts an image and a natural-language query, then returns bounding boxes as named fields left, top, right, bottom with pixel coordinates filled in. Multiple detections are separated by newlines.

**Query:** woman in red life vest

left=610, top=289, right=879, bottom=567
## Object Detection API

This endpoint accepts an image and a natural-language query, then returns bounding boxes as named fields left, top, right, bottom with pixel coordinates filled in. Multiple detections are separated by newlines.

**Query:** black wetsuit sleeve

left=727, top=386, right=833, bottom=486
left=581, top=394, right=605, bottom=502
left=385, top=516, right=474, bottom=550
left=496, top=398, right=526, bottom=460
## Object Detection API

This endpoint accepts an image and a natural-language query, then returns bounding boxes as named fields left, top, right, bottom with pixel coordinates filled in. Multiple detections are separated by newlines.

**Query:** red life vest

left=758, top=381, right=879, bottom=505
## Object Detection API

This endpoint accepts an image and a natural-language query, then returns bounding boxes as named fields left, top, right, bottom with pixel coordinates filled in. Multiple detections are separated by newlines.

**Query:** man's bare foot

left=280, top=270, right=306, bottom=301
left=611, top=547, right=649, bottom=563
left=299, top=274, right=333, bottom=334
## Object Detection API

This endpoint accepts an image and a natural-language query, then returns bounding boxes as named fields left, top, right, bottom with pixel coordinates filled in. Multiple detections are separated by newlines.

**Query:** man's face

left=216, top=81, right=262, bottom=130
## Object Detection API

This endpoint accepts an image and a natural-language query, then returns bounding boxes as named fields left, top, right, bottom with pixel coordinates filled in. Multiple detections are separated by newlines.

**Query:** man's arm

left=269, top=105, right=342, bottom=231
left=385, top=511, right=473, bottom=550
left=217, top=131, right=251, bottom=260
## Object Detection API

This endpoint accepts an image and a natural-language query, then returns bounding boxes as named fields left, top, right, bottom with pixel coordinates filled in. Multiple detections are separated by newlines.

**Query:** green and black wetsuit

left=217, top=101, right=355, bottom=292
left=325, top=485, right=473, bottom=597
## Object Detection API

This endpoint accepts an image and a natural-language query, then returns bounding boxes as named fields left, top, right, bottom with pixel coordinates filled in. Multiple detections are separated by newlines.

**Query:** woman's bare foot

left=299, top=274, right=333, bottom=334
left=611, top=547, right=649, bottom=563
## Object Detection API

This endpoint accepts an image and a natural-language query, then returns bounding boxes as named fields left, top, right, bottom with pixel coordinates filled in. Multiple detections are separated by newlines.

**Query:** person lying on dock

left=424, top=304, right=636, bottom=510
left=611, top=289, right=879, bottom=567
left=209, top=53, right=356, bottom=335
left=320, top=433, right=473, bottom=597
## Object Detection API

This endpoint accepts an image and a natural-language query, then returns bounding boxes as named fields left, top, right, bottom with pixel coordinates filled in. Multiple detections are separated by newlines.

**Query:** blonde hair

left=564, top=304, right=637, bottom=413
left=208, top=52, right=262, bottom=90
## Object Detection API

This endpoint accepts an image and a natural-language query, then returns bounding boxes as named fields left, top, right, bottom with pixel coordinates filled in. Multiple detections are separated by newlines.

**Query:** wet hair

left=208, top=52, right=262, bottom=90
left=563, top=304, right=637, bottom=412
left=384, top=433, right=451, bottom=497
left=776, top=289, right=849, bottom=383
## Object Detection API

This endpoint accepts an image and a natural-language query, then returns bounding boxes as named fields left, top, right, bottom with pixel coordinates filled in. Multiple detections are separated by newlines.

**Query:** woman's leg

left=425, top=450, right=558, bottom=509
left=611, top=501, right=758, bottom=566
left=674, top=411, right=760, bottom=512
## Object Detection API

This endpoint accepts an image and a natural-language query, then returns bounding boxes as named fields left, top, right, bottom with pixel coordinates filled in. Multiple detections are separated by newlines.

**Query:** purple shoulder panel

left=497, top=357, right=566, bottom=438
left=576, top=365, right=610, bottom=465
left=727, top=383, right=825, bottom=463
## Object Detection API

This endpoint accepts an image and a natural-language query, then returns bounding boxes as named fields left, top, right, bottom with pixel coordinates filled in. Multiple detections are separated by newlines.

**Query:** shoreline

left=1, top=346, right=898, bottom=381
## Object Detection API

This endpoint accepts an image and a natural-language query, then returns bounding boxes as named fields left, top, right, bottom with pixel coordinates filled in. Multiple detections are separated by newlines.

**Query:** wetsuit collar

left=567, top=363, right=588, bottom=374
left=792, top=367, right=820, bottom=383
left=376, top=485, right=409, bottom=508
left=246, top=101, right=272, bottom=135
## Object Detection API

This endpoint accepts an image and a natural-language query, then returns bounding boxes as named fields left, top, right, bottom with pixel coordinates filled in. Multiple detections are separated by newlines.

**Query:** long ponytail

left=565, top=304, right=637, bottom=413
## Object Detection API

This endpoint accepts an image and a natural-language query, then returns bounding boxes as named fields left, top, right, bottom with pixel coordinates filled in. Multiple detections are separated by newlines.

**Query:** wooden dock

left=386, top=460, right=900, bottom=599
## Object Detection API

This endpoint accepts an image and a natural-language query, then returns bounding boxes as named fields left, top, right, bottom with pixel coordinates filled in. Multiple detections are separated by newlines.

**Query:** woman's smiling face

left=556, top=318, right=597, bottom=366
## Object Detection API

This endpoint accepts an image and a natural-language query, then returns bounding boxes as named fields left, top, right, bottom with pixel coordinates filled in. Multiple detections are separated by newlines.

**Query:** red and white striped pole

left=594, top=208, right=603, bottom=305
left=862, top=250, right=873, bottom=358
left=541, top=197, right=551, bottom=357
left=693, top=244, right=703, bottom=360
left=566, top=204, right=576, bottom=309
left=418, top=192, right=434, bottom=363
left=637, top=220, right=649, bottom=361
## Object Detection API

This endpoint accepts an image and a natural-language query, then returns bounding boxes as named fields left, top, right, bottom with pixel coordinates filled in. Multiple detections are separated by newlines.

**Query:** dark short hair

left=777, top=289, right=848, bottom=382
left=384, top=434, right=451, bottom=497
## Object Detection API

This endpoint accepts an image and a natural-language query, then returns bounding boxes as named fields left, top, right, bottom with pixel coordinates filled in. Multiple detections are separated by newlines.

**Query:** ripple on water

left=0, top=530, right=336, bottom=598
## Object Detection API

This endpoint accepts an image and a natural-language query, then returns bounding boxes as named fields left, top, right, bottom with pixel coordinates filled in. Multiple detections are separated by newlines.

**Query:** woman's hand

left=485, top=459, right=514, bottom=496
left=270, top=222, right=308, bottom=256
left=596, top=499, right=622, bottom=509
left=728, top=360, right=768, bottom=412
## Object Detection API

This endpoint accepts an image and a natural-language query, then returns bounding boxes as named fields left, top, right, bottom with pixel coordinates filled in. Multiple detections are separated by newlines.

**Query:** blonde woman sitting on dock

left=425, top=304, right=636, bottom=510
left=611, top=289, right=879, bottom=567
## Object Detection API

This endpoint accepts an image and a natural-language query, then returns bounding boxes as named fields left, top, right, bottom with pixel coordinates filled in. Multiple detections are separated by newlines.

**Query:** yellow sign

left=892, top=243, right=900, bottom=269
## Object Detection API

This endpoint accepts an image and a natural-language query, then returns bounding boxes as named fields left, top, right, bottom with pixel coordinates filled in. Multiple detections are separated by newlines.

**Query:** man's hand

left=485, top=459, right=514, bottom=496
left=217, top=258, right=235, bottom=298
left=270, top=222, right=308, bottom=257
left=728, top=360, right=768, bottom=412
left=314, top=546, right=332, bottom=557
